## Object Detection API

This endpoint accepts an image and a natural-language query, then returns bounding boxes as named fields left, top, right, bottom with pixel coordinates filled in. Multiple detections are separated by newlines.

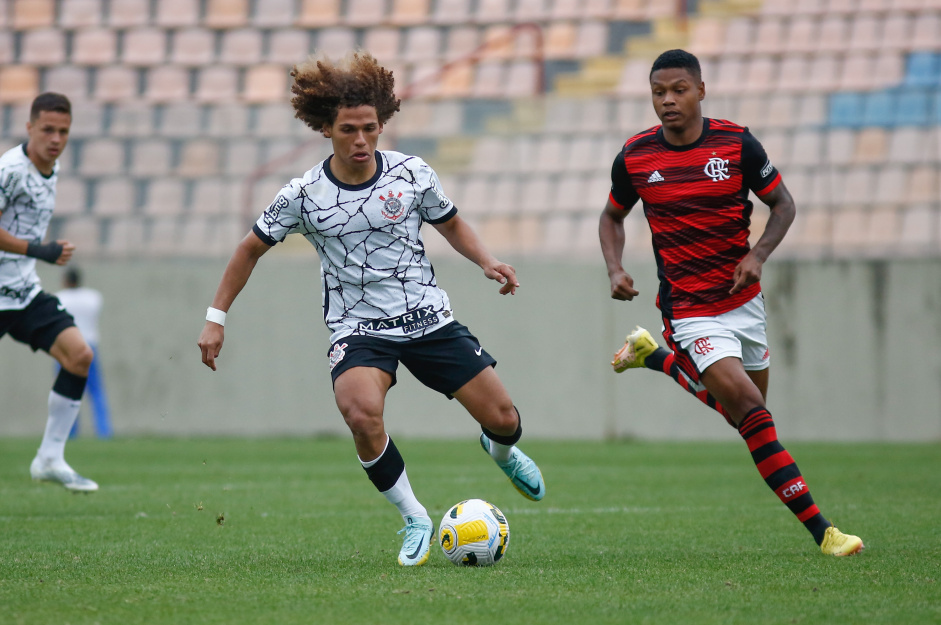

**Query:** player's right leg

left=333, top=361, right=433, bottom=566
left=612, top=326, right=732, bottom=423
left=25, top=299, right=98, bottom=492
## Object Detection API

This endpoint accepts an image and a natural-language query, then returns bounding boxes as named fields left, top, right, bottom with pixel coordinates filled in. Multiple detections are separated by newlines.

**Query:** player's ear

left=698, top=81, right=706, bottom=101
left=377, top=123, right=384, bottom=135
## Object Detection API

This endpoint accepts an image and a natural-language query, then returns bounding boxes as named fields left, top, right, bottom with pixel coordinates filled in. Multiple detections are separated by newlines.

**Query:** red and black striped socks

left=737, top=407, right=831, bottom=545
left=645, top=348, right=734, bottom=426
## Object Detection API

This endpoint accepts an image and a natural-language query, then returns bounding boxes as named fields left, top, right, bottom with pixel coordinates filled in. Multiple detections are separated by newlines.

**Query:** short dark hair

left=649, top=49, right=702, bottom=82
left=30, top=92, right=71, bottom=121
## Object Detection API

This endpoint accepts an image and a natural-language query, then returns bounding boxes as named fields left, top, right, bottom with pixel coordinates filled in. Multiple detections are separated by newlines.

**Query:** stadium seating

left=0, top=0, right=937, bottom=258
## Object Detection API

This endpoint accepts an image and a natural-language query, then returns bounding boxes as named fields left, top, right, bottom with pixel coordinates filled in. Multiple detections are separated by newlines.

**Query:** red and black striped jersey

left=609, top=118, right=782, bottom=319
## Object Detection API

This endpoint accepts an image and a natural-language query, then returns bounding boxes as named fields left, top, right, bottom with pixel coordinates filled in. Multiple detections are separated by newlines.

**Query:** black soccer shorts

left=328, top=321, right=497, bottom=398
left=0, top=291, right=76, bottom=352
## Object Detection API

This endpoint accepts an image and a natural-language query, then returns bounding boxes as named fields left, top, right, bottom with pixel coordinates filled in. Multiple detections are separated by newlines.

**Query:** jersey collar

left=323, top=151, right=384, bottom=191
left=656, top=118, right=711, bottom=152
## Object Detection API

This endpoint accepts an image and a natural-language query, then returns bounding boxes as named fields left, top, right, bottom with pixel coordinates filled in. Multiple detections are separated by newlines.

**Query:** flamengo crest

left=704, top=157, right=730, bottom=182
left=380, top=191, right=405, bottom=220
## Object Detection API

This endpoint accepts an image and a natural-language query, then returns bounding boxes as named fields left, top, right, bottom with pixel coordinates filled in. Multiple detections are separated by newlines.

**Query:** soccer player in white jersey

left=197, top=52, right=545, bottom=566
left=0, top=93, right=98, bottom=492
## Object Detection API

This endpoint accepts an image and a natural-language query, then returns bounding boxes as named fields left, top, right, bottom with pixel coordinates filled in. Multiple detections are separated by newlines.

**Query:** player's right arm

left=198, top=230, right=272, bottom=371
left=0, top=178, right=73, bottom=264
left=599, top=149, right=640, bottom=301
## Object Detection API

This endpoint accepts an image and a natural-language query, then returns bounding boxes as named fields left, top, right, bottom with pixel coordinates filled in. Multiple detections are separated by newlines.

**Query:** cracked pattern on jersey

left=0, top=145, right=57, bottom=309
left=256, top=151, right=457, bottom=344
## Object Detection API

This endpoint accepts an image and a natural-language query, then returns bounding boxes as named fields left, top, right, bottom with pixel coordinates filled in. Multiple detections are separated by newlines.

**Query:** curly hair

left=290, top=51, right=401, bottom=131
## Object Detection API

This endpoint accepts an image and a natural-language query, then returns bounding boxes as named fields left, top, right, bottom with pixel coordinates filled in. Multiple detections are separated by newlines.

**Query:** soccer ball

left=438, top=498, right=509, bottom=566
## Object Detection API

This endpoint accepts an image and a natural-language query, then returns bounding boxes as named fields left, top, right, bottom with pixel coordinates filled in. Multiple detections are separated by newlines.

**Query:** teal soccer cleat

left=397, top=515, right=434, bottom=566
left=479, top=434, right=545, bottom=502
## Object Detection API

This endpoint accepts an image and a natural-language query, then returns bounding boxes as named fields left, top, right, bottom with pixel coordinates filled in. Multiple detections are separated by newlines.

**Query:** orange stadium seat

left=178, top=139, right=222, bottom=178
left=58, top=0, right=103, bottom=28
left=205, top=0, right=250, bottom=29
left=444, top=26, right=479, bottom=61
left=401, top=26, right=441, bottom=63
left=315, top=27, right=357, bottom=57
left=752, top=17, right=784, bottom=55
left=67, top=100, right=104, bottom=138
left=390, top=0, right=431, bottom=25
left=470, top=60, right=506, bottom=98
left=243, top=65, right=290, bottom=102
left=297, top=0, right=341, bottom=27
left=12, top=0, right=55, bottom=29
left=574, top=21, right=607, bottom=59
left=0, top=30, right=11, bottom=65
left=0, top=66, right=39, bottom=103
left=544, top=21, right=577, bottom=59
left=54, top=177, right=88, bottom=215
left=817, top=16, right=849, bottom=54
left=480, top=25, right=515, bottom=60
left=783, top=17, right=817, bottom=55
left=722, top=17, right=754, bottom=56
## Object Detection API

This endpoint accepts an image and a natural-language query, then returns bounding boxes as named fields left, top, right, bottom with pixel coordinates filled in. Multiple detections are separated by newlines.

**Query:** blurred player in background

left=198, top=51, right=545, bottom=566
left=57, top=267, right=112, bottom=439
left=599, top=50, right=862, bottom=556
left=0, top=93, right=98, bottom=492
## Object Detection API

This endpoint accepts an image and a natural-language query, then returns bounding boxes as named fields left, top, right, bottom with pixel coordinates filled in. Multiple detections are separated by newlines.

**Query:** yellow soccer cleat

left=820, top=526, right=864, bottom=556
left=612, top=326, right=660, bottom=373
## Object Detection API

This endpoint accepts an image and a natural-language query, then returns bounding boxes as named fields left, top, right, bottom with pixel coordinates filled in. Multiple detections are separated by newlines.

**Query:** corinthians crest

left=379, top=190, right=405, bottom=220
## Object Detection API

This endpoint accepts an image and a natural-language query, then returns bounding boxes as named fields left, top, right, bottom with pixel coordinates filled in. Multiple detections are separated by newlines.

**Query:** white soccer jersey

left=0, top=144, right=58, bottom=310
left=254, top=150, right=458, bottom=344
left=56, top=287, right=103, bottom=344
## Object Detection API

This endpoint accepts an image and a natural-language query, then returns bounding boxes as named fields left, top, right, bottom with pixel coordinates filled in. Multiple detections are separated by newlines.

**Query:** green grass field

left=1, top=437, right=938, bottom=625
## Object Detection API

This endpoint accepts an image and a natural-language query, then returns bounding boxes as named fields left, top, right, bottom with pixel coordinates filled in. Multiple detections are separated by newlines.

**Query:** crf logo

left=704, top=157, right=730, bottom=181
left=782, top=481, right=806, bottom=499
left=694, top=338, right=714, bottom=355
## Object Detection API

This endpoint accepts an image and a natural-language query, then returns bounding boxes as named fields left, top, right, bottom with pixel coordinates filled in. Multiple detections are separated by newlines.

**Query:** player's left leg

left=32, top=326, right=98, bottom=492
left=700, top=357, right=863, bottom=555
left=452, top=367, right=545, bottom=502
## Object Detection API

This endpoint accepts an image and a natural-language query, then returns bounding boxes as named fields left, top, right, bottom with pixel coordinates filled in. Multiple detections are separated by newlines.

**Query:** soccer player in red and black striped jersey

left=599, top=49, right=863, bottom=556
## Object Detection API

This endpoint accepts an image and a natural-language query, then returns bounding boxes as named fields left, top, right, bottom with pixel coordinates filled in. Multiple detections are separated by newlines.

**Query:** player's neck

left=661, top=116, right=705, bottom=147
left=24, top=142, right=54, bottom=176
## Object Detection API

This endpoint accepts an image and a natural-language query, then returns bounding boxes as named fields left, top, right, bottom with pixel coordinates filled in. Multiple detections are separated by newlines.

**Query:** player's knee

left=63, top=344, right=94, bottom=376
left=487, top=401, right=519, bottom=436
left=341, top=403, right=383, bottom=436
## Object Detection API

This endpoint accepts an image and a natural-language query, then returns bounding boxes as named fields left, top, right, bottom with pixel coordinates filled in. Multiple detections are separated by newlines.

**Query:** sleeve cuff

left=252, top=224, right=278, bottom=246
left=425, top=205, right=458, bottom=225
left=756, top=173, right=782, bottom=197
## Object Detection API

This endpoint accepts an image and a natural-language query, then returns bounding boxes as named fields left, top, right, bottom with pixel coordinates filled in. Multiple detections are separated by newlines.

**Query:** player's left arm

left=730, top=131, right=797, bottom=295
left=433, top=214, right=519, bottom=295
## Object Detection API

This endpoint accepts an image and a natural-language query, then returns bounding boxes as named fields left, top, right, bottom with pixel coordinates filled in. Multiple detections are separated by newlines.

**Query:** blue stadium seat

left=862, top=90, right=896, bottom=128
left=828, top=92, right=865, bottom=128
left=904, top=52, right=940, bottom=88
left=892, top=88, right=931, bottom=126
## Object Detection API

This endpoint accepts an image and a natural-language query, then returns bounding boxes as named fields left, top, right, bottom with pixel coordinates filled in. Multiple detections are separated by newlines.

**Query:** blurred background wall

left=1, top=0, right=939, bottom=440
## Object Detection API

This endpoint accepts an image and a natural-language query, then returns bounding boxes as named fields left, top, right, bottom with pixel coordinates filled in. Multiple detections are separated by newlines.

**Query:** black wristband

left=25, top=241, right=63, bottom=263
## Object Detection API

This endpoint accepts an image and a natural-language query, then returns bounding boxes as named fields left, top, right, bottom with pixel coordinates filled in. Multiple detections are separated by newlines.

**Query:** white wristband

left=206, top=307, right=226, bottom=326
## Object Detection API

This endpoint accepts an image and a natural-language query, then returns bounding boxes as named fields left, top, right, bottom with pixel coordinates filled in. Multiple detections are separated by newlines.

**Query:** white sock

left=37, top=391, right=81, bottom=462
left=381, top=470, right=428, bottom=522
left=488, top=440, right=514, bottom=465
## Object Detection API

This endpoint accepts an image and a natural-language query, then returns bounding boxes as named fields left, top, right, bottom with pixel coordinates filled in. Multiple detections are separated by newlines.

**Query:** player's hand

left=198, top=322, right=225, bottom=371
left=55, top=240, right=75, bottom=265
left=609, top=270, right=639, bottom=301
left=484, top=261, right=519, bottom=295
left=730, top=252, right=762, bottom=295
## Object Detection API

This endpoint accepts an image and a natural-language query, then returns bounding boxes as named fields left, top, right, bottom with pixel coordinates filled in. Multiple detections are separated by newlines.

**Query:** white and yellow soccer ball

left=438, top=498, right=509, bottom=566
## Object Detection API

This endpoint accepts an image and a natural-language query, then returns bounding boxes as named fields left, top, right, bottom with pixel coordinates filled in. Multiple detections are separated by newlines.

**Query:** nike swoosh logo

left=519, top=479, right=542, bottom=497
left=316, top=214, right=331, bottom=223
left=407, top=532, right=429, bottom=560
left=475, top=347, right=483, bottom=356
